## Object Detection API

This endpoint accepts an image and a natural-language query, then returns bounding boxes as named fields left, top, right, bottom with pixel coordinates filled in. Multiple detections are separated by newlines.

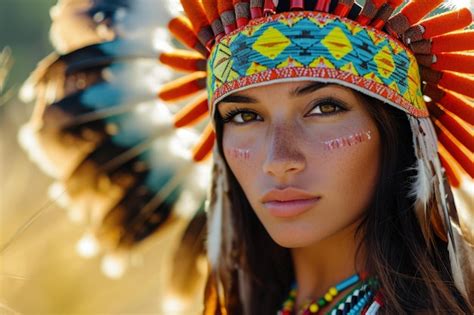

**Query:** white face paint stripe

left=322, top=131, right=372, bottom=151
left=226, top=148, right=251, bottom=160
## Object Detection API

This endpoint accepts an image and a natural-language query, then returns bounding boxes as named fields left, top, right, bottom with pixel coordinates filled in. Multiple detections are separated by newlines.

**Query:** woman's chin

left=265, top=223, right=331, bottom=248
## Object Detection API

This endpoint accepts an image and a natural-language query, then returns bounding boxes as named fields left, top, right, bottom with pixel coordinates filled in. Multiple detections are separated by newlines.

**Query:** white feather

left=441, top=0, right=473, bottom=10
left=207, top=147, right=226, bottom=268
left=410, top=159, right=432, bottom=208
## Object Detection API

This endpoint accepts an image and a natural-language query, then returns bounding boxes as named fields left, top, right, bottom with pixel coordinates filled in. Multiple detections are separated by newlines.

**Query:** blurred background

left=0, top=1, right=204, bottom=314
left=0, top=0, right=472, bottom=314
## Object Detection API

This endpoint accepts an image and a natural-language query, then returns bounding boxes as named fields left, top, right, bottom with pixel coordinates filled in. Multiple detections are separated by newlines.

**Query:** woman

left=199, top=2, right=474, bottom=314
left=210, top=82, right=470, bottom=314
left=19, top=0, right=473, bottom=314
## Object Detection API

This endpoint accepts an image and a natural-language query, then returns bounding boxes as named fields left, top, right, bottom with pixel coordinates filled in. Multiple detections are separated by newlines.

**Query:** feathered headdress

left=19, top=0, right=473, bottom=311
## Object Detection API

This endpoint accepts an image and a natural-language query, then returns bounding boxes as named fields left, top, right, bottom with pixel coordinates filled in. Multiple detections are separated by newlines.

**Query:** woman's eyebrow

left=290, top=82, right=325, bottom=97
left=219, top=94, right=257, bottom=104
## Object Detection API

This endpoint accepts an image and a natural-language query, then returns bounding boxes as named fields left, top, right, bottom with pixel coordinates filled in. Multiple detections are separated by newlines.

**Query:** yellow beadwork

left=324, top=293, right=333, bottom=301
left=309, top=303, right=319, bottom=312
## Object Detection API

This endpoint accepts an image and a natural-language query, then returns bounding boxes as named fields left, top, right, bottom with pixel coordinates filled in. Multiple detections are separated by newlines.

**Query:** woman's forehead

left=217, top=82, right=359, bottom=108
left=220, top=80, right=354, bottom=103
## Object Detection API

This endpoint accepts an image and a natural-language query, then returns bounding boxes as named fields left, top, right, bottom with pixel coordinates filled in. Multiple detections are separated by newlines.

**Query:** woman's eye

left=308, top=101, right=345, bottom=116
left=223, top=110, right=262, bottom=124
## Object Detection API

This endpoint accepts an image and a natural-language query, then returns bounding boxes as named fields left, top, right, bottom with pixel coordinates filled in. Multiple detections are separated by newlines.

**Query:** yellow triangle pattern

left=364, top=72, right=383, bottom=84
left=277, top=57, right=304, bottom=68
left=374, top=45, right=395, bottom=79
left=340, top=62, right=359, bottom=76
left=252, top=27, right=291, bottom=60
left=321, top=27, right=353, bottom=60
left=246, top=62, right=268, bottom=75
left=309, top=56, right=336, bottom=69
left=345, top=23, right=364, bottom=36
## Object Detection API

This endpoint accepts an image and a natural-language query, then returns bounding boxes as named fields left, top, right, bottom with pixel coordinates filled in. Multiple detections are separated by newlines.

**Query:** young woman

left=20, top=0, right=473, bottom=314
left=209, top=82, right=471, bottom=314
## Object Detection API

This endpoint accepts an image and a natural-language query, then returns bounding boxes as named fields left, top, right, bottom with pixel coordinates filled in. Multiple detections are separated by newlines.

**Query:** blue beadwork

left=335, top=274, right=360, bottom=292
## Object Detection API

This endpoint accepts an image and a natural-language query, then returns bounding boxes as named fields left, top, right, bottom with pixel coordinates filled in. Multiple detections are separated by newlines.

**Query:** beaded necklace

left=277, top=273, right=381, bottom=315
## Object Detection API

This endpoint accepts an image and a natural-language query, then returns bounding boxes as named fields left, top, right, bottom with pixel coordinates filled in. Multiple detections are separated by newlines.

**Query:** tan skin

left=217, top=81, right=381, bottom=312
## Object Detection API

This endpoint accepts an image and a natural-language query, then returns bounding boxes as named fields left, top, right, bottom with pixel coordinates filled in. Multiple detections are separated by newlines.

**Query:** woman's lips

left=263, top=197, right=321, bottom=218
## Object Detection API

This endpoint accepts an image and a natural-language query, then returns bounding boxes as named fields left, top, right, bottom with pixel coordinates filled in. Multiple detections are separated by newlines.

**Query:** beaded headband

left=207, top=11, right=427, bottom=118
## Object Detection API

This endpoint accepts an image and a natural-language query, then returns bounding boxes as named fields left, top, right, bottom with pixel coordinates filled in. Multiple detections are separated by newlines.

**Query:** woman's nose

left=262, top=125, right=306, bottom=177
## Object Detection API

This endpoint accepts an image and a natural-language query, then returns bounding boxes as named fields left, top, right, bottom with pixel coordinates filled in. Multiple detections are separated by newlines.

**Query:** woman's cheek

left=315, top=128, right=380, bottom=212
left=223, top=133, right=261, bottom=183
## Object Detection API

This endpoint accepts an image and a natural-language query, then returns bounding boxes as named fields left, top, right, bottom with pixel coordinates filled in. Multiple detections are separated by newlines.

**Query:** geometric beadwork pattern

left=207, top=11, right=427, bottom=118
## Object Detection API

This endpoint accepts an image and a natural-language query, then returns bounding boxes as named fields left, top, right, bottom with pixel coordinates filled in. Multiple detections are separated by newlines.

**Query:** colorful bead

left=309, top=303, right=319, bottom=313
left=324, top=293, right=333, bottom=302
left=277, top=273, right=377, bottom=315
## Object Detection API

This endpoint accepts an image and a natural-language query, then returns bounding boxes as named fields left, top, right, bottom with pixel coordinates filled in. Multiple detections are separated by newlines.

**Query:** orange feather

left=181, top=0, right=211, bottom=33
left=218, top=0, right=234, bottom=14
left=399, top=0, right=444, bottom=25
left=174, top=94, right=209, bottom=128
left=417, top=53, right=474, bottom=74
left=424, top=84, right=474, bottom=125
left=438, top=144, right=461, bottom=188
left=438, top=72, right=474, bottom=99
left=429, top=102, right=473, bottom=152
left=168, top=16, right=208, bottom=56
left=431, top=30, right=474, bottom=54
left=433, top=53, right=474, bottom=74
left=421, top=8, right=472, bottom=39
left=434, top=122, right=473, bottom=178
left=159, top=50, right=207, bottom=73
left=192, top=123, right=216, bottom=162
left=158, top=72, right=207, bottom=101
left=203, top=0, right=221, bottom=21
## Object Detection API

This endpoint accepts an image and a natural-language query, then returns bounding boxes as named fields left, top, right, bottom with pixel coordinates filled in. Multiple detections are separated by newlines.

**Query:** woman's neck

left=290, top=220, right=365, bottom=308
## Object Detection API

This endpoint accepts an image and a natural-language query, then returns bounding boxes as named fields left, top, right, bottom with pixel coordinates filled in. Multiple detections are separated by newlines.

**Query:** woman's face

left=218, top=82, right=381, bottom=248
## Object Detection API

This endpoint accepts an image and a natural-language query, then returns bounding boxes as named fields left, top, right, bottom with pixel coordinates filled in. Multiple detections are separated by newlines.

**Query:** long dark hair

left=212, top=90, right=472, bottom=314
